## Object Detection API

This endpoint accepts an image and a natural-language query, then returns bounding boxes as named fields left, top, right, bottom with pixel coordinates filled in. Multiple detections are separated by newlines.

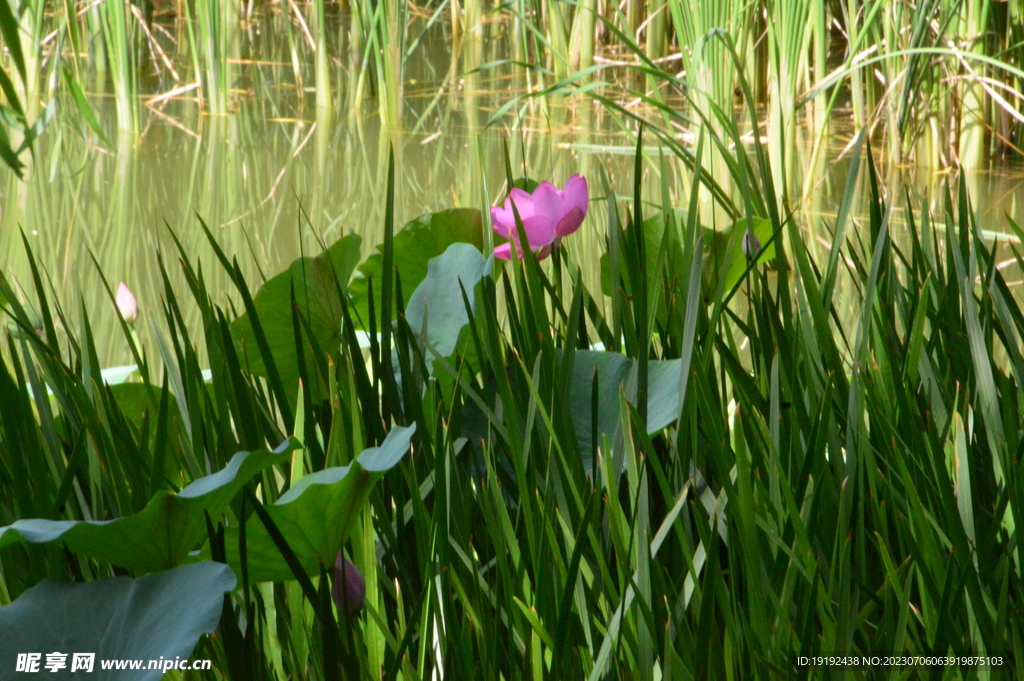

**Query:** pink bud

left=116, top=283, right=138, bottom=323
left=332, top=551, right=366, bottom=614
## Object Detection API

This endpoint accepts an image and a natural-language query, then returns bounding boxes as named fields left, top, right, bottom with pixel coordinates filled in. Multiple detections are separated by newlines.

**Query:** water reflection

left=0, top=14, right=630, bottom=368
left=1, top=10, right=1022, bottom=370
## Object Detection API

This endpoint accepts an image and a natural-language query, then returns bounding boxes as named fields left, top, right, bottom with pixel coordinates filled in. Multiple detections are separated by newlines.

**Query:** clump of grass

left=2, top=120, right=1023, bottom=679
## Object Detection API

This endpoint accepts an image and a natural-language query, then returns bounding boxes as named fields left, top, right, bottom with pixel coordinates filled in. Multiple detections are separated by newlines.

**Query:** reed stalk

left=568, top=0, right=595, bottom=72
left=99, top=0, right=139, bottom=131
left=313, top=0, right=332, bottom=113
left=958, top=0, right=993, bottom=170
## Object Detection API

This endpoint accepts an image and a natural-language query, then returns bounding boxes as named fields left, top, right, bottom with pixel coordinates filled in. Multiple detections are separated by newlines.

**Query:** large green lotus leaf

left=405, top=243, right=491, bottom=359
left=599, top=211, right=678, bottom=300
left=107, top=382, right=183, bottom=434
left=99, top=365, right=139, bottom=385
left=0, top=562, right=235, bottom=680
left=646, top=358, right=684, bottom=433
left=348, top=209, right=483, bottom=329
left=230, top=233, right=362, bottom=400
left=511, top=177, right=540, bottom=193
left=105, top=383, right=187, bottom=487
left=398, top=243, right=490, bottom=399
left=0, top=439, right=299, bottom=573
left=423, top=317, right=489, bottom=419
left=568, top=351, right=683, bottom=474
left=598, top=211, right=688, bottom=336
left=568, top=351, right=634, bottom=459
left=221, top=424, right=415, bottom=583
left=600, top=215, right=776, bottom=305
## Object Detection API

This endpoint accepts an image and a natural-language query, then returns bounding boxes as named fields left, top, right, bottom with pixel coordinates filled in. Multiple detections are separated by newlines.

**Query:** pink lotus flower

left=332, top=551, right=366, bottom=614
left=491, top=174, right=588, bottom=261
left=116, top=282, right=138, bottom=323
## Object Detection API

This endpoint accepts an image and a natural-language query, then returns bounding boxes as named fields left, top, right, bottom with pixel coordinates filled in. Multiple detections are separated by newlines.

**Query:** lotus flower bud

left=116, top=283, right=138, bottom=323
left=332, top=551, right=366, bottom=614
left=741, top=227, right=761, bottom=262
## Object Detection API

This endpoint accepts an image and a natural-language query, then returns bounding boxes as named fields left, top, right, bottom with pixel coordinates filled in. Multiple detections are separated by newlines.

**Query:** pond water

left=2, top=8, right=1023, bottom=368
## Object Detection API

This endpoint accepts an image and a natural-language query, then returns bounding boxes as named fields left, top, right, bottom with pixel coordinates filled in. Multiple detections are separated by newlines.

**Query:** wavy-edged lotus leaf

left=0, top=438, right=299, bottom=573
left=348, top=209, right=483, bottom=329
left=221, top=424, right=415, bottom=583
left=0, top=562, right=235, bottom=680
left=568, top=351, right=682, bottom=475
left=406, top=244, right=491, bottom=402
left=403, top=242, right=491, bottom=363
left=230, top=233, right=362, bottom=403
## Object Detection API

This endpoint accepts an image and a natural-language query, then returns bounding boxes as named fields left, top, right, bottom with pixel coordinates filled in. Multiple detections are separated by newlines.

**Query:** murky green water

left=2, top=10, right=1023, bottom=368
